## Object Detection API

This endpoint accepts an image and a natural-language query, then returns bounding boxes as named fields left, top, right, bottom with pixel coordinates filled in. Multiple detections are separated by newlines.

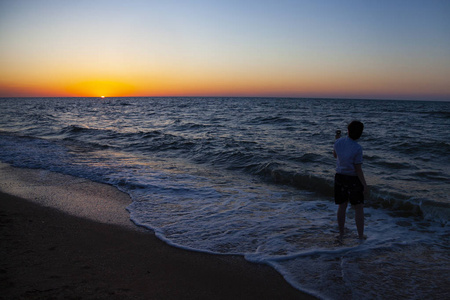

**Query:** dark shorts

left=334, top=173, right=364, bottom=205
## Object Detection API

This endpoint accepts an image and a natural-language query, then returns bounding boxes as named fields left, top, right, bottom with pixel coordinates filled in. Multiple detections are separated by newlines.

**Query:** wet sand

left=0, top=164, right=315, bottom=299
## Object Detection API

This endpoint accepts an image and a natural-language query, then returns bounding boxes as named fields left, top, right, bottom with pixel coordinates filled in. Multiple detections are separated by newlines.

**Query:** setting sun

left=64, top=79, right=136, bottom=97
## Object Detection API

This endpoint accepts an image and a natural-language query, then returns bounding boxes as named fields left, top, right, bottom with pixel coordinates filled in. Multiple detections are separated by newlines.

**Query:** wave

left=293, top=153, right=324, bottom=163
left=61, top=124, right=92, bottom=133
left=429, top=111, right=450, bottom=119
left=391, top=140, right=450, bottom=156
left=385, top=161, right=414, bottom=169
left=59, top=125, right=448, bottom=223
left=413, top=170, right=448, bottom=181
left=246, top=115, right=295, bottom=125
left=249, top=162, right=333, bottom=195
left=2, top=128, right=448, bottom=224
left=244, top=161, right=449, bottom=222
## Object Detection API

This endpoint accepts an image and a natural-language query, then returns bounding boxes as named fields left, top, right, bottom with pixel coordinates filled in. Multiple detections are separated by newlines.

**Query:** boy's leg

left=337, top=201, right=348, bottom=237
left=354, top=203, right=364, bottom=239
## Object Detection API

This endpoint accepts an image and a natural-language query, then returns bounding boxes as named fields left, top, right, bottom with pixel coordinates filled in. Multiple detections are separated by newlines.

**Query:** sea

left=0, top=97, right=448, bottom=299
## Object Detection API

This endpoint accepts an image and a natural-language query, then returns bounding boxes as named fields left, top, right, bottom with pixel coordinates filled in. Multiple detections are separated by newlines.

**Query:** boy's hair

left=348, top=121, right=364, bottom=140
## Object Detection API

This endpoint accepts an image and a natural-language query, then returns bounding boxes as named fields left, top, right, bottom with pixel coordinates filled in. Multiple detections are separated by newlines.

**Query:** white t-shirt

left=334, top=137, right=363, bottom=176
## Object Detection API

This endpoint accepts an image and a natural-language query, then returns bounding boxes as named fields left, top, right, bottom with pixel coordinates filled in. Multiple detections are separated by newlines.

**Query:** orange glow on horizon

left=65, top=79, right=136, bottom=98
left=0, top=72, right=448, bottom=101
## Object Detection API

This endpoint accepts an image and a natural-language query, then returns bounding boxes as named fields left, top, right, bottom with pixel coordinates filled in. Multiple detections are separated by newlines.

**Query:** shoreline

left=0, top=163, right=316, bottom=299
left=0, top=162, right=137, bottom=230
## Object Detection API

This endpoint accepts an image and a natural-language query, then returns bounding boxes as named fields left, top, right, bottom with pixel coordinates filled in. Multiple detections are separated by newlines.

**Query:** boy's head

left=347, top=120, right=364, bottom=140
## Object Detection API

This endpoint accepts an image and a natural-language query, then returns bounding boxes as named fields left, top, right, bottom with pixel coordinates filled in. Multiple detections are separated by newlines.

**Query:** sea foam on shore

left=0, top=162, right=135, bottom=229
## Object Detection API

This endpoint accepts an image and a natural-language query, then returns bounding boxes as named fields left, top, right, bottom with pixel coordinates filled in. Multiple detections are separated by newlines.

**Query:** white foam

left=0, top=162, right=136, bottom=230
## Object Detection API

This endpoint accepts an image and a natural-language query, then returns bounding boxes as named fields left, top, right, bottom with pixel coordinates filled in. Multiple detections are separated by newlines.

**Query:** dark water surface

left=1, top=97, right=449, bottom=299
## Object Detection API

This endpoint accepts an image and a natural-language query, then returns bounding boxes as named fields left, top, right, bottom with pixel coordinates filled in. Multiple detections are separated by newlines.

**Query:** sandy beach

left=0, top=164, right=315, bottom=299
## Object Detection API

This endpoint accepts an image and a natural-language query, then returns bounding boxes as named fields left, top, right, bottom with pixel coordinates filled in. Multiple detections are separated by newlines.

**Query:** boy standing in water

left=333, top=121, right=367, bottom=240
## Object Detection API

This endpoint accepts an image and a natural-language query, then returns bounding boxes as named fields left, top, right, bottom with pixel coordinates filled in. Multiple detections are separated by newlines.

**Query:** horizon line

left=0, top=95, right=449, bottom=102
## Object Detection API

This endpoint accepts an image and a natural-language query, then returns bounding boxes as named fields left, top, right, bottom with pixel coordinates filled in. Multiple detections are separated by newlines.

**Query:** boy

left=333, top=121, right=367, bottom=240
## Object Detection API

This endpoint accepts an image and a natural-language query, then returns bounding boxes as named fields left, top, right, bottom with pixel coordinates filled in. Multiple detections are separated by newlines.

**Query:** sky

left=0, top=0, right=449, bottom=100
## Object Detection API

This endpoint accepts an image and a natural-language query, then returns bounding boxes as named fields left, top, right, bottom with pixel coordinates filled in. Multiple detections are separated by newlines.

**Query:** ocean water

left=0, top=97, right=449, bottom=299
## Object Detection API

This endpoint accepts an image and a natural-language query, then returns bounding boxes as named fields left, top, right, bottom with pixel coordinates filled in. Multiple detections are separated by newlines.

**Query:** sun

left=65, top=79, right=136, bottom=97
